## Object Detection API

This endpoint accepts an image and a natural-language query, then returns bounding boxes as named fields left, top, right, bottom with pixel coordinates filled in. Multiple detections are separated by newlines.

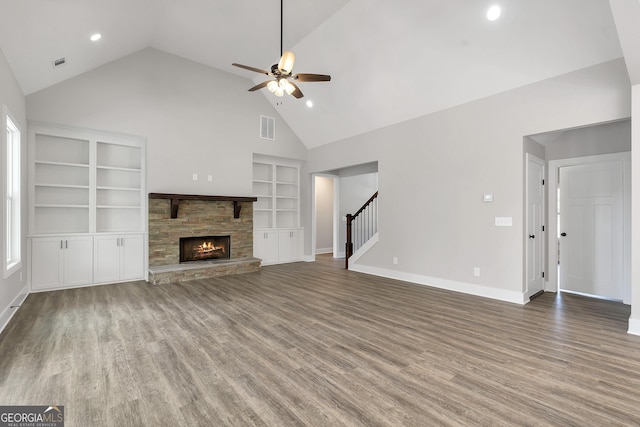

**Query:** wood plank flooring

left=2, top=255, right=640, bottom=426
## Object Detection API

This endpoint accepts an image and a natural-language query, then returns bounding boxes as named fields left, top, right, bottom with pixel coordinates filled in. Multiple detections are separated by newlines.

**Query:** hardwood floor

left=2, top=255, right=640, bottom=426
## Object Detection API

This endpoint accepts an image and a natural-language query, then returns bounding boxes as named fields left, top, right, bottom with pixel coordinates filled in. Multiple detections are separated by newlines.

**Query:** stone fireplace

left=147, top=194, right=260, bottom=285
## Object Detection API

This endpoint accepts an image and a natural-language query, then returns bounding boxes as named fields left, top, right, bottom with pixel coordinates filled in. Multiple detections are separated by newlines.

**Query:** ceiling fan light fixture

left=278, top=51, right=296, bottom=74
left=285, top=83, right=295, bottom=95
left=274, top=87, right=285, bottom=97
left=267, top=80, right=278, bottom=92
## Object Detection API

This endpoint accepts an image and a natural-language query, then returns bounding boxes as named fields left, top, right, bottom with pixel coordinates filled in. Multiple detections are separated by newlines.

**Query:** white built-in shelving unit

left=28, top=124, right=147, bottom=291
left=252, top=155, right=303, bottom=265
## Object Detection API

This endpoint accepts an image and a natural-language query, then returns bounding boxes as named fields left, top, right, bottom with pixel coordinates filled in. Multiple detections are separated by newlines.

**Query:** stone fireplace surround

left=147, top=194, right=260, bottom=285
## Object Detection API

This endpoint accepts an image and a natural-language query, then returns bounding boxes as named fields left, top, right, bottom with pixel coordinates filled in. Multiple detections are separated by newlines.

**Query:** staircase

left=345, top=191, right=378, bottom=268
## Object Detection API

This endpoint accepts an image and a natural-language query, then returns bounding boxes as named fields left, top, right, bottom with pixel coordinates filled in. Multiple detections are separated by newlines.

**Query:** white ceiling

left=0, top=0, right=625, bottom=148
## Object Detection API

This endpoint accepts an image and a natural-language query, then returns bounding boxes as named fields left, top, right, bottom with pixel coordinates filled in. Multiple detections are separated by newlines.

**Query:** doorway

left=525, top=154, right=545, bottom=299
left=549, top=152, right=631, bottom=303
left=312, top=175, right=340, bottom=259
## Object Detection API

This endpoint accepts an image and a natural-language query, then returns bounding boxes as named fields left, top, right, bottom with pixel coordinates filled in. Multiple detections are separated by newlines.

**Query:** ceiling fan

left=232, top=0, right=331, bottom=99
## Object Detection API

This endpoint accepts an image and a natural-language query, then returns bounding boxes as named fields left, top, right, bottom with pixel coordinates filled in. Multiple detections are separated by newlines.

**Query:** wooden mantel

left=148, top=193, right=257, bottom=219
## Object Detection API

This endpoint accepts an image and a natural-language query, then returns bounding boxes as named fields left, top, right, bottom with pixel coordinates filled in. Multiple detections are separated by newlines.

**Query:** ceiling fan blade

left=232, top=63, right=271, bottom=75
left=288, top=81, right=304, bottom=99
left=248, top=81, right=271, bottom=92
left=294, top=73, right=331, bottom=82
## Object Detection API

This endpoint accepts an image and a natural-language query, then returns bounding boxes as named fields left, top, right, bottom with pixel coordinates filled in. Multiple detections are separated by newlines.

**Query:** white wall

left=26, top=48, right=308, bottom=197
left=545, top=120, right=631, bottom=160
left=630, top=85, right=640, bottom=334
left=0, top=47, right=28, bottom=331
left=314, top=176, right=334, bottom=253
left=308, top=59, right=631, bottom=304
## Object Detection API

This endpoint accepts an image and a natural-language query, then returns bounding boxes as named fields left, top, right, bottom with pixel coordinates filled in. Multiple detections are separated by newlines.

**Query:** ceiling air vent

left=51, top=57, right=66, bottom=68
left=260, top=115, right=275, bottom=140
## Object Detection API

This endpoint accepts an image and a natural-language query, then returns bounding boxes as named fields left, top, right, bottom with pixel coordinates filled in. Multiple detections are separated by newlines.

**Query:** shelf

left=148, top=193, right=257, bottom=219
left=35, top=160, right=89, bottom=168
left=97, top=186, right=141, bottom=191
left=253, top=156, right=300, bottom=229
left=30, top=125, right=146, bottom=235
left=97, top=165, right=142, bottom=173
left=35, top=183, right=90, bottom=189
left=35, top=204, right=90, bottom=209
left=97, top=205, right=140, bottom=209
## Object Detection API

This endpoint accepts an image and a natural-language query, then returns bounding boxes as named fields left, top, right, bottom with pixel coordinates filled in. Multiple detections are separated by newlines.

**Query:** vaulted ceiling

left=0, top=0, right=627, bottom=148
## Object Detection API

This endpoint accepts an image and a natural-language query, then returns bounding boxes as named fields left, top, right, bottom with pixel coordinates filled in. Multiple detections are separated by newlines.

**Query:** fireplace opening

left=179, top=235, right=231, bottom=263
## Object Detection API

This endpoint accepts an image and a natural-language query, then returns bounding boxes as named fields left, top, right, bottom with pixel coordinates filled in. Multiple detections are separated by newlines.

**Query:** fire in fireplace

left=179, top=235, right=231, bottom=263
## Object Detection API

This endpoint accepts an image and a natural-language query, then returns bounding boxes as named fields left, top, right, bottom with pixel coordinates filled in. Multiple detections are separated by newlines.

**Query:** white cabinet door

left=63, top=236, right=94, bottom=286
left=121, top=235, right=144, bottom=281
left=94, top=236, right=120, bottom=283
left=31, top=237, right=64, bottom=290
left=31, top=236, right=93, bottom=290
left=278, top=229, right=302, bottom=262
left=95, top=234, right=145, bottom=283
left=254, top=230, right=279, bottom=264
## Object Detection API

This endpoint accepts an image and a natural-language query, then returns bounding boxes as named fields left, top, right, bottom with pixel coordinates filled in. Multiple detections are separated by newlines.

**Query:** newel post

left=345, top=214, right=354, bottom=269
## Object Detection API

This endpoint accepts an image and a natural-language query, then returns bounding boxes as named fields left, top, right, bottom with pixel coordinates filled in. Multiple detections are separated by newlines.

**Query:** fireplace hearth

left=180, top=235, right=231, bottom=263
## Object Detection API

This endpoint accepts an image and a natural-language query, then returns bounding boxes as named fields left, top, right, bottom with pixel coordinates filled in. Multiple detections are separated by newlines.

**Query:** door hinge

left=542, top=272, right=545, bottom=278
left=542, top=179, right=545, bottom=185
left=542, top=225, right=545, bottom=232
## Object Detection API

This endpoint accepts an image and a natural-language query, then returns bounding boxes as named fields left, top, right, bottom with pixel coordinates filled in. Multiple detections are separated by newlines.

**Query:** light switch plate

left=495, top=217, right=513, bottom=226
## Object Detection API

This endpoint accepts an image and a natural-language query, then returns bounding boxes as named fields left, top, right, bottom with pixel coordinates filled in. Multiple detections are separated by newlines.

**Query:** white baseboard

left=303, top=255, right=315, bottom=262
left=349, top=264, right=527, bottom=305
left=0, top=284, right=29, bottom=335
left=315, top=248, right=333, bottom=255
left=628, top=317, right=640, bottom=336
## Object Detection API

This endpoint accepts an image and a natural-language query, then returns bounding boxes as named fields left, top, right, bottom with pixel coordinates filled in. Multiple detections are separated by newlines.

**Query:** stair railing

left=345, top=191, right=378, bottom=268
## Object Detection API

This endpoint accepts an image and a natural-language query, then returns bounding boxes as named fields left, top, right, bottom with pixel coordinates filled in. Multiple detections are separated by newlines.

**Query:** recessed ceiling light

left=487, top=5, right=501, bottom=21
left=90, top=33, right=102, bottom=42
left=306, top=100, right=313, bottom=108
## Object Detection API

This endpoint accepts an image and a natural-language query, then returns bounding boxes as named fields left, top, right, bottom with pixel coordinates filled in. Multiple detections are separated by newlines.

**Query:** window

left=4, top=107, right=21, bottom=278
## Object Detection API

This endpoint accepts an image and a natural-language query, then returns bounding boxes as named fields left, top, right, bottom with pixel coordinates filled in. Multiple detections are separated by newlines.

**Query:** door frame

left=525, top=153, right=546, bottom=298
left=310, top=173, right=340, bottom=260
left=547, top=152, right=631, bottom=302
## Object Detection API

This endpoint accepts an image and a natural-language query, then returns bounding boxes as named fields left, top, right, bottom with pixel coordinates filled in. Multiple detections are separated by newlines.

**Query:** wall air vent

left=51, top=57, right=66, bottom=68
left=260, top=115, right=275, bottom=140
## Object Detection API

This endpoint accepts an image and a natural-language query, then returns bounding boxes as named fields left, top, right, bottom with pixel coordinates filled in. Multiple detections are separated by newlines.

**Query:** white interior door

left=526, top=155, right=545, bottom=298
left=559, top=161, right=624, bottom=300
